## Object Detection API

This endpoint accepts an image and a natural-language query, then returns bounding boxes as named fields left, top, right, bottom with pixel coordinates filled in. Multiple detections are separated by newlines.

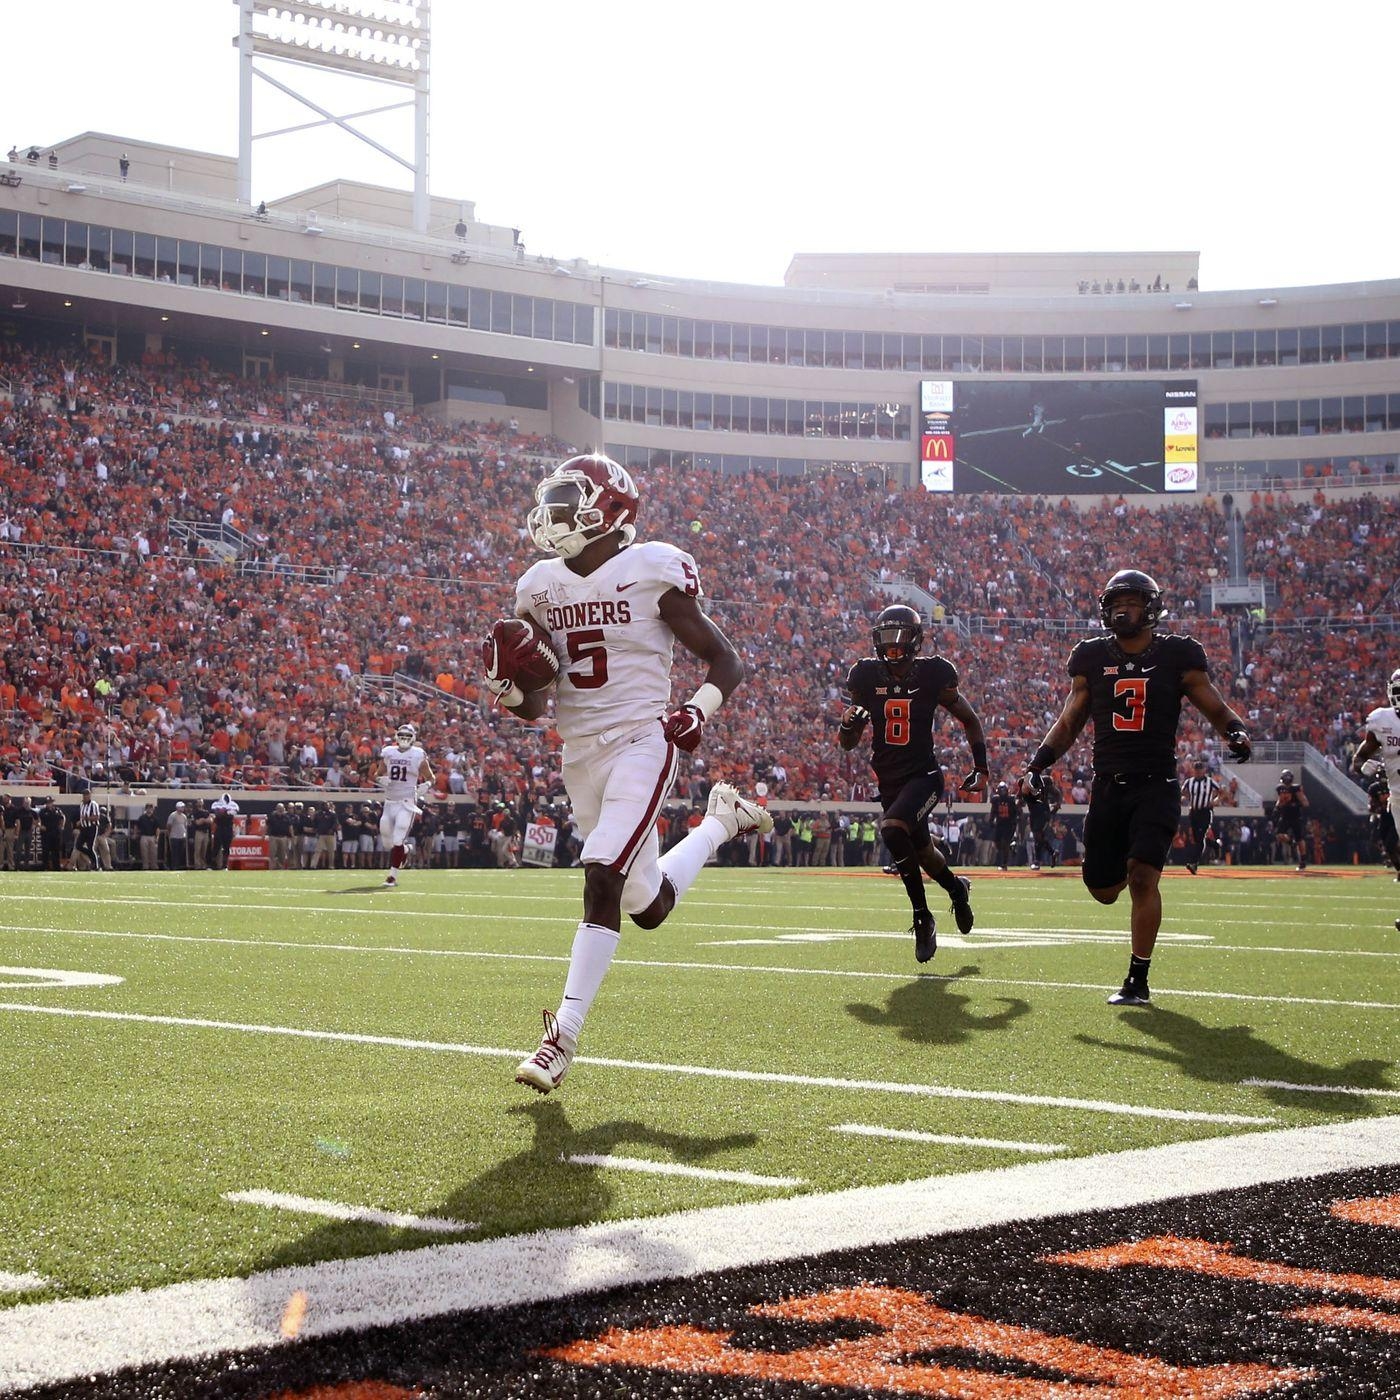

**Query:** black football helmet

left=872, top=604, right=923, bottom=672
left=1280, top=769, right=1295, bottom=785
left=1389, top=668, right=1400, bottom=711
left=1099, top=569, right=1163, bottom=637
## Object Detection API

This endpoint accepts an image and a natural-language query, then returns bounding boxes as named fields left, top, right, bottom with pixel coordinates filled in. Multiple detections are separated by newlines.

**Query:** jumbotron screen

left=918, top=380, right=1199, bottom=495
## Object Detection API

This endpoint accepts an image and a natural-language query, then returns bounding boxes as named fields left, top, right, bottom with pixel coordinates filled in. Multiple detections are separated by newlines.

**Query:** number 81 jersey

left=515, top=541, right=702, bottom=742
left=1068, top=632, right=1209, bottom=774
left=845, top=654, right=959, bottom=788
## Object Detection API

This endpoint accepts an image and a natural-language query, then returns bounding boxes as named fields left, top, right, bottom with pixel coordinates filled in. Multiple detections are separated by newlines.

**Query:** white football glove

left=415, top=781, right=432, bottom=800
left=1359, top=758, right=1384, bottom=779
left=839, top=704, right=869, bottom=731
left=375, top=774, right=389, bottom=790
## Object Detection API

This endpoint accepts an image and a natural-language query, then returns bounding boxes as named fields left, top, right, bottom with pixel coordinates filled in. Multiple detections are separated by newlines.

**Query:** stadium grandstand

left=0, top=126, right=1397, bottom=868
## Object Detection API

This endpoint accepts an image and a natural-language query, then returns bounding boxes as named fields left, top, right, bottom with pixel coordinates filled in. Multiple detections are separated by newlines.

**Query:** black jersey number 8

left=389, top=763, right=408, bottom=781
left=883, top=698, right=911, bottom=746
left=1112, top=677, right=1147, bottom=732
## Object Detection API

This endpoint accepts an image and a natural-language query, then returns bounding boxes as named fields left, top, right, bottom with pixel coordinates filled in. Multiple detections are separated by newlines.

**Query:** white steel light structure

left=234, top=0, right=431, bottom=231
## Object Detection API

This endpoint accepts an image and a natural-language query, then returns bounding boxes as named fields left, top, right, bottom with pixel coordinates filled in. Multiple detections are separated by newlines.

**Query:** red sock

left=390, top=845, right=405, bottom=868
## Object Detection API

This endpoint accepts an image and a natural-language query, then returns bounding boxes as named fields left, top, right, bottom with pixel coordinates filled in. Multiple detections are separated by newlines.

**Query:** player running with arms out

left=1351, top=667, right=1400, bottom=883
left=483, top=453, right=771, bottom=1094
left=838, top=604, right=987, bottom=963
left=371, top=723, right=434, bottom=888
left=1022, top=570, right=1251, bottom=1006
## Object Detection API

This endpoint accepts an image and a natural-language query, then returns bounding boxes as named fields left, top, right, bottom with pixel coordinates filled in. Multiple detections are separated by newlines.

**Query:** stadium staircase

left=1235, top=741, right=1368, bottom=822
left=170, top=518, right=258, bottom=564
left=355, top=671, right=479, bottom=716
left=870, top=574, right=968, bottom=638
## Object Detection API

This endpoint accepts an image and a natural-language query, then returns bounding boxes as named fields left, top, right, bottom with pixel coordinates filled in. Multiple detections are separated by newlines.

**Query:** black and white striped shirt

left=77, top=798, right=101, bottom=830
left=1183, top=775, right=1219, bottom=812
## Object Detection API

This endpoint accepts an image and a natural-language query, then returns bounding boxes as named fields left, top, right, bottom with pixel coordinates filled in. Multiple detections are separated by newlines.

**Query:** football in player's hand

left=486, top=617, right=560, bottom=693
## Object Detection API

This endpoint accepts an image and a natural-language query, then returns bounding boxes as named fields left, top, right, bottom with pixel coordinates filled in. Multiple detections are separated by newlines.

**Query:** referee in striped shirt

left=74, top=783, right=102, bottom=871
left=1181, top=758, right=1219, bottom=875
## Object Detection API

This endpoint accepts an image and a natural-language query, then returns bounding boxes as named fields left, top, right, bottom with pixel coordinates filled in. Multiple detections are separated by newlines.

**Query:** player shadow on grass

left=1075, top=1007, right=1395, bottom=1108
left=248, top=1099, right=759, bottom=1279
left=846, top=967, right=1031, bottom=1046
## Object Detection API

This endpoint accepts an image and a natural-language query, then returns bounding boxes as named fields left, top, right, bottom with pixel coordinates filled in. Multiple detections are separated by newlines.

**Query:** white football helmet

left=527, top=453, right=639, bottom=558
left=1389, top=668, right=1400, bottom=711
left=395, top=723, right=417, bottom=751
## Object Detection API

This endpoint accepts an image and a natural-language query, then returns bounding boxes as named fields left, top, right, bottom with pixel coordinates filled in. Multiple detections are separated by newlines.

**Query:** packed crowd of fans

left=0, top=339, right=1396, bottom=821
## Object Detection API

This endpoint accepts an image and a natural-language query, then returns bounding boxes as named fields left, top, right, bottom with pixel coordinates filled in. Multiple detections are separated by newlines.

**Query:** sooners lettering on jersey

left=1068, top=632, right=1208, bottom=774
left=1364, top=707, right=1400, bottom=798
left=379, top=744, right=428, bottom=802
left=515, top=541, right=701, bottom=742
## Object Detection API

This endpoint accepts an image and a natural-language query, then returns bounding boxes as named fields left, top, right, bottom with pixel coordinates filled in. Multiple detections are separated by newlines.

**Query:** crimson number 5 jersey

left=845, top=654, right=959, bottom=788
left=1067, top=632, right=1208, bottom=775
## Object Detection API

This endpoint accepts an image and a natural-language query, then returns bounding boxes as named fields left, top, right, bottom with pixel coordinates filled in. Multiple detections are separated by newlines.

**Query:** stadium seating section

left=1, top=339, right=1395, bottom=814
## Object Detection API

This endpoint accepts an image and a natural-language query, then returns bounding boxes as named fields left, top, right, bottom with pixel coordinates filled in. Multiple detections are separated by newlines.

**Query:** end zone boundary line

left=1, top=1116, right=1396, bottom=1391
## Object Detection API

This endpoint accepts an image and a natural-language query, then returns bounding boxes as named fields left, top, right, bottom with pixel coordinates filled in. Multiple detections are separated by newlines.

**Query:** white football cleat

left=515, top=1009, right=575, bottom=1094
left=706, top=782, right=774, bottom=841
left=382, top=871, right=398, bottom=888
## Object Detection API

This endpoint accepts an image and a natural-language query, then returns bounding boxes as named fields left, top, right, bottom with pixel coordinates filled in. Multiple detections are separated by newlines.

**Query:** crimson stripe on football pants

left=611, top=739, right=679, bottom=875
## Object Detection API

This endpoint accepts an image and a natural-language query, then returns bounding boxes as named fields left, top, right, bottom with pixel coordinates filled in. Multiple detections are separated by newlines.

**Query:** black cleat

left=1185, top=862, right=1198, bottom=875
left=1108, top=979, right=1151, bottom=1006
left=950, top=876, right=974, bottom=935
left=912, top=910, right=936, bottom=963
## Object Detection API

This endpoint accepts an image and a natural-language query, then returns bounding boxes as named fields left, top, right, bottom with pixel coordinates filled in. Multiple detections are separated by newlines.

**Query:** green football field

left=0, top=864, right=1396, bottom=1308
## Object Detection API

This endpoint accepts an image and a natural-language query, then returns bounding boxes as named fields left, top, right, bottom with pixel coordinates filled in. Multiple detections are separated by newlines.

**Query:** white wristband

left=496, top=682, right=525, bottom=708
left=688, top=682, right=724, bottom=721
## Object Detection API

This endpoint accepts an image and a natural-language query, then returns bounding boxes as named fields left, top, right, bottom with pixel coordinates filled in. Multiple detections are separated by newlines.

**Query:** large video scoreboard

left=919, top=380, right=1198, bottom=495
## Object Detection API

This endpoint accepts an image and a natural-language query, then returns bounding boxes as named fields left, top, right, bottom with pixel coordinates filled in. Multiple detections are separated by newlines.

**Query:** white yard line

left=0, top=1275, right=50, bottom=1297
left=4, top=891, right=1394, bottom=941
left=0, top=925, right=1393, bottom=1009
left=0, top=1001, right=1273, bottom=1123
left=1241, top=1078, right=1400, bottom=1099
left=223, top=1190, right=474, bottom=1234
left=1, top=1116, right=1395, bottom=1392
left=831, top=1124, right=1066, bottom=1154
left=563, top=1155, right=804, bottom=1188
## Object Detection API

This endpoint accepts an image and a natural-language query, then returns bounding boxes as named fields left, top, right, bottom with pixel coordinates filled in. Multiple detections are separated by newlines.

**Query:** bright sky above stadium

left=9, top=0, right=1397, bottom=293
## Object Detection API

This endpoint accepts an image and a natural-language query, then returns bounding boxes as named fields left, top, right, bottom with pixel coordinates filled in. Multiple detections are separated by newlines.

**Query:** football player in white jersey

left=371, top=723, right=434, bottom=888
left=483, top=452, right=772, bottom=1094
left=1351, top=668, right=1400, bottom=885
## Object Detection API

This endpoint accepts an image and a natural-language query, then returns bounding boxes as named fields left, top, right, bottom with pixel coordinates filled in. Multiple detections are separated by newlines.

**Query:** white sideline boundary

left=1, top=1116, right=1396, bottom=1392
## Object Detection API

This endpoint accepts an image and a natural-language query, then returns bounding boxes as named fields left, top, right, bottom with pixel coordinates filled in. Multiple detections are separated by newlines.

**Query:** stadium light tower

left=234, top=0, right=432, bottom=232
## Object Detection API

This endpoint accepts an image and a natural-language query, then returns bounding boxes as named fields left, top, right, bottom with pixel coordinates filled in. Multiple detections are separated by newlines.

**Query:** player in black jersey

left=1022, top=570, right=1251, bottom=1006
left=988, top=782, right=1019, bottom=870
left=839, top=603, right=989, bottom=963
left=1272, top=769, right=1309, bottom=871
left=1363, top=775, right=1399, bottom=877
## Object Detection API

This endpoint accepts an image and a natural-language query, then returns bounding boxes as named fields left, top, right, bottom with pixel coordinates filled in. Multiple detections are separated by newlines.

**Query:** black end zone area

left=22, top=1165, right=1400, bottom=1399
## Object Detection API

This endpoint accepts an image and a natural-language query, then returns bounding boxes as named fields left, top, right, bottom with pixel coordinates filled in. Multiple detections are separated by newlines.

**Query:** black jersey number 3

left=1112, top=677, right=1147, bottom=732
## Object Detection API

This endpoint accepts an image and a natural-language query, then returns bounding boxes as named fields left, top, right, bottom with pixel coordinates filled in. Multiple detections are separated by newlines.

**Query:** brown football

left=507, top=617, right=561, bottom=692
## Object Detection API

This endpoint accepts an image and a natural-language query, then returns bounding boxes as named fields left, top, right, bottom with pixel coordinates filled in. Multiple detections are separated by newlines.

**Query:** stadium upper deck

left=1, top=131, right=1398, bottom=500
